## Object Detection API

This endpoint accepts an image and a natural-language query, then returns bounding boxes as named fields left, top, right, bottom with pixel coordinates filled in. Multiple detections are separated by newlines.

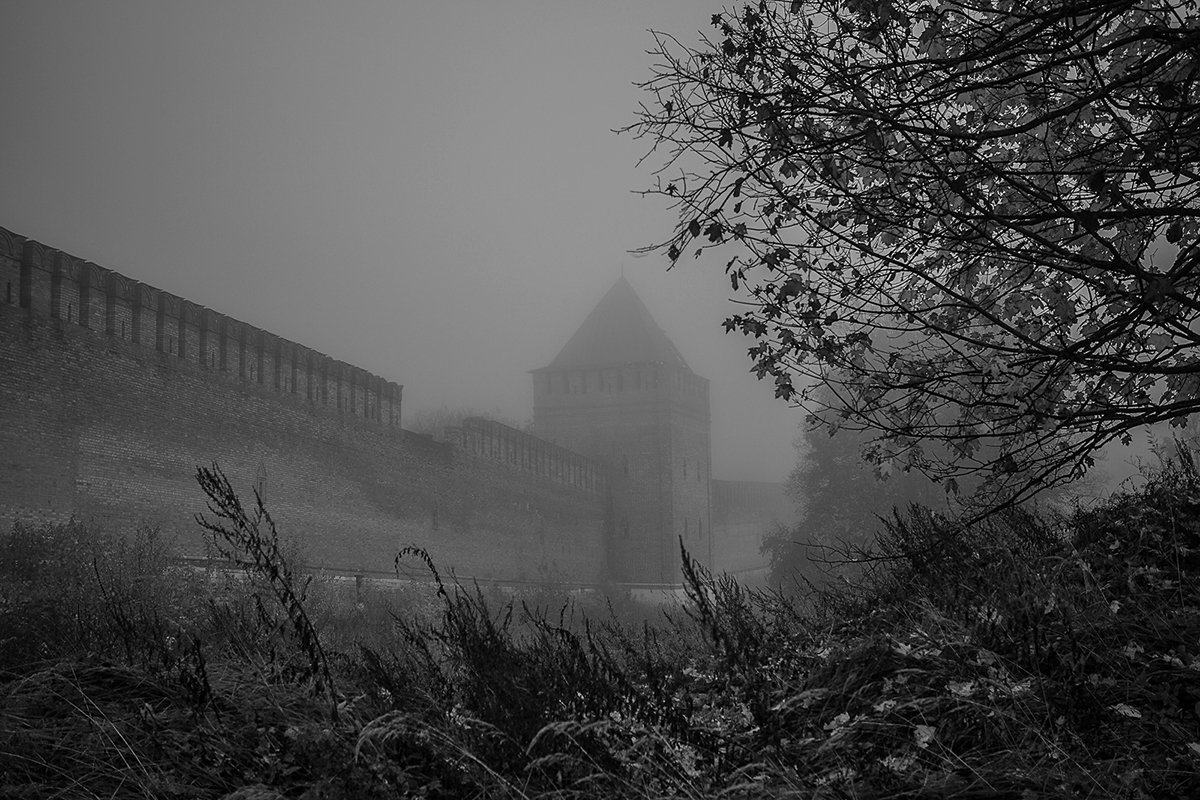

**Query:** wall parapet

left=0, top=225, right=403, bottom=429
left=450, top=417, right=607, bottom=494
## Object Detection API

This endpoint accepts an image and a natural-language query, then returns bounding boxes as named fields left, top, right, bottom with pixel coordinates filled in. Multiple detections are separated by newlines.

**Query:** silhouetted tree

left=764, top=386, right=942, bottom=585
left=632, top=0, right=1200, bottom=507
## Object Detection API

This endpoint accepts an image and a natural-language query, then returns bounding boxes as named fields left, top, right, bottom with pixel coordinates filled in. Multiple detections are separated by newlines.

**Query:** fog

left=0, top=1, right=801, bottom=482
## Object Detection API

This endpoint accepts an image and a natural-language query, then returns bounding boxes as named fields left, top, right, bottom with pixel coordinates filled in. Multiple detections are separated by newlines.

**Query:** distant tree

left=764, top=389, right=942, bottom=586
left=632, top=0, right=1200, bottom=508
left=767, top=381, right=1110, bottom=587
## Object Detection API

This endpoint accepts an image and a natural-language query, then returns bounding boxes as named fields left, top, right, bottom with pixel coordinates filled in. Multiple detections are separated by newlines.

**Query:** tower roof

left=537, top=276, right=689, bottom=371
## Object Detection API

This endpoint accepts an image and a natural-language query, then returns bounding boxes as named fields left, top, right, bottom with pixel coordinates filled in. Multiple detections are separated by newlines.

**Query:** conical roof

left=537, top=276, right=689, bottom=371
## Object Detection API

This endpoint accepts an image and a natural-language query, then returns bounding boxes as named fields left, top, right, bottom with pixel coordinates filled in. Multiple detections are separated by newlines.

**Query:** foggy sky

left=0, top=1, right=801, bottom=483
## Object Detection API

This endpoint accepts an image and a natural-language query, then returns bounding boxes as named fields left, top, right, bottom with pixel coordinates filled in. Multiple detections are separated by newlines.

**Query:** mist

left=0, top=1, right=800, bottom=484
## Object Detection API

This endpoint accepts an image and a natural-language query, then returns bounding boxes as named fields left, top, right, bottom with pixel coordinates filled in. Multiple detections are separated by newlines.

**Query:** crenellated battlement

left=449, top=416, right=607, bottom=494
left=0, top=226, right=403, bottom=428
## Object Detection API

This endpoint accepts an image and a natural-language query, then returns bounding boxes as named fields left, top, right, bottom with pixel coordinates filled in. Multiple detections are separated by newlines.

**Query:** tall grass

left=3, top=452, right=1200, bottom=798
left=195, top=463, right=335, bottom=715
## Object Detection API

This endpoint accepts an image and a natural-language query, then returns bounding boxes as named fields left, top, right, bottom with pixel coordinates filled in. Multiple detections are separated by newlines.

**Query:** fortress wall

left=6, top=229, right=404, bottom=425
left=0, top=228, right=607, bottom=583
left=453, top=416, right=608, bottom=495
left=106, top=271, right=135, bottom=342
left=0, top=228, right=22, bottom=307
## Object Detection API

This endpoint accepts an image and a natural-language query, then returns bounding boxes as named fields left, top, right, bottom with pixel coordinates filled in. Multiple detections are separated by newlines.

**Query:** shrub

left=0, top=520, right=199, bottom=672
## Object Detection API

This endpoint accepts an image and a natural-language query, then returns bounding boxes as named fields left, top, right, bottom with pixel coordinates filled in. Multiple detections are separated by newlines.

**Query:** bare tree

left=630, top=0, right=1200, bottom=506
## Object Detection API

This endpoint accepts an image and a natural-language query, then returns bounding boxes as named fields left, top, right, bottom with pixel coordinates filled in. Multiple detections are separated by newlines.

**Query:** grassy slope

left=3, top=456, right=1200, bottom=799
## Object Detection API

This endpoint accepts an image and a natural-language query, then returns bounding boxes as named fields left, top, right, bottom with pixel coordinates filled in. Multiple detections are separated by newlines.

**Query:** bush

left=0, top=520, right=200, bottom=673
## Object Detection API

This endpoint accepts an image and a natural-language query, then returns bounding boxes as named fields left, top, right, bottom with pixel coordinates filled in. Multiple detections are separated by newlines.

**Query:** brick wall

left=0, top=228, right=607, bottom=584
left=452, top=417, right=608, bottom=494
left=0, top=229, right=21, bottom=307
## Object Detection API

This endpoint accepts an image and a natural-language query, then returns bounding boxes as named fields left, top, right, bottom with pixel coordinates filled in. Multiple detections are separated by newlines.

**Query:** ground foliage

left=630, top=0, right=1200, bottom=507
left=4, top=456, right=1200, bottom=798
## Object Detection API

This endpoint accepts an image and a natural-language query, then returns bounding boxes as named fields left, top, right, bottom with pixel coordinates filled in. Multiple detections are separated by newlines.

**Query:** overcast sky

left=0, top=0, right=804, bottom=482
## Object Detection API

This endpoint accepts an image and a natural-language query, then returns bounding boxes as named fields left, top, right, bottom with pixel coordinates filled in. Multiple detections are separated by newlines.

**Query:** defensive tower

left=531, top=277, right=711, bottom=584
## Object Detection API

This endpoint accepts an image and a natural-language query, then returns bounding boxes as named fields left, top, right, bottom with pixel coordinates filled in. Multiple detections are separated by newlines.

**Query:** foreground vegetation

left=3, top=458, right=1200, bottom=799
